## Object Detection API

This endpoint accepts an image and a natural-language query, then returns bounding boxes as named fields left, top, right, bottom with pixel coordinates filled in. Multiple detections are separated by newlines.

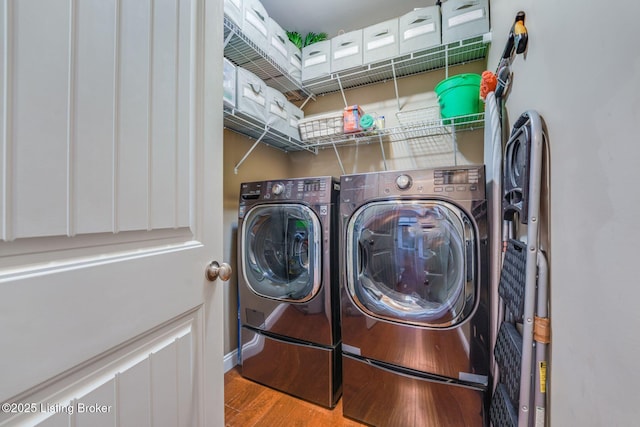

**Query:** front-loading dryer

left=237, top=176, right=341, bottom=408
left=339, top=166, right=490, bottom=426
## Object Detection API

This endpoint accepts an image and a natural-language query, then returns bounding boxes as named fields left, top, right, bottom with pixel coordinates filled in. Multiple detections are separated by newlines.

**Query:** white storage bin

left=265, top=87, right=289, bottom=134
left=399, top=7, right=442, bottom=55
left=266, top=39, right=303, bottom=89
left=223, top=58, right=237, bottom=108
left=224, top=0, right=243, bottom=28
left=242, top=0, right=269, bottom=52
left=236, top=67, right=268, bottom=123
left=286, top=102, right=304, bottom=140
left=287, top=40, right=303, bottom=84
left=331, top=29, right=363, bottom=73
left=363, top=18, right=399, bottom=65
left=442, top=0, right=490, bottom=44
left=267, top=17, right=289, bottom=71
left=302, top=40, right=331, bottom=83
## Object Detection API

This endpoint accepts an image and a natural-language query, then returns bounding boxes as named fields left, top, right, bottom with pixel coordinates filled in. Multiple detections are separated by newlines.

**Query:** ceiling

left=260, top=0, right=438, bottom=38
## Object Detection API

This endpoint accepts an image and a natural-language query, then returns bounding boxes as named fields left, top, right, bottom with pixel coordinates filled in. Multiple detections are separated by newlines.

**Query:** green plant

left=287, top=31, right=327, bottom=49
left=304, top=32, right=328, bottom=47
left=287, top=31, right=304, bottom=49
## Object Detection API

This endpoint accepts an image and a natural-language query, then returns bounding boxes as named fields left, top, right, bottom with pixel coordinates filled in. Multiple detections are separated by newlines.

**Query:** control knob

left=272, top=183, right=285, bottom=195
left=396, top=174, right=412, bottom=190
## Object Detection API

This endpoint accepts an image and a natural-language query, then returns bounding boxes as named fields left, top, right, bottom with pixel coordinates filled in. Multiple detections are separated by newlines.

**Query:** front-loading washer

left=237, top=176, right=341, bottom=408
left=339, top=166, right=490, bottom=426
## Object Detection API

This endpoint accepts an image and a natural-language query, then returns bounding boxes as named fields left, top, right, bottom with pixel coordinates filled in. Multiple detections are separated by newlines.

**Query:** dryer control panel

left=374, top=166, right=485, bottom=200
left=431, top=167, right=483, bottom=196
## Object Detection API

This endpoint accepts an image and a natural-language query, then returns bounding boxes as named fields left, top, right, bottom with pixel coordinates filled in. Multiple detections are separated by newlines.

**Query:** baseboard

left=224, top=348, right=238, bottom=373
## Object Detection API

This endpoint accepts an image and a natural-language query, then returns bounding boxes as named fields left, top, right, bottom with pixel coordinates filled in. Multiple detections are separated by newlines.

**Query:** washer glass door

left=346, top=200, right=476, bottom=327
left=242, top=203, right=321, bottom=302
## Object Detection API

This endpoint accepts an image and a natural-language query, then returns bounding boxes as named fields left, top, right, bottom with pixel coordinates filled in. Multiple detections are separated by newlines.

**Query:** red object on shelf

left=343, top=105, right=364, bottom=133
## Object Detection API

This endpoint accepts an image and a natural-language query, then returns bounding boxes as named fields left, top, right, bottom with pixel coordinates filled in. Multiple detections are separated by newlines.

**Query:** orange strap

left=534, top=316, right=551, bottom=344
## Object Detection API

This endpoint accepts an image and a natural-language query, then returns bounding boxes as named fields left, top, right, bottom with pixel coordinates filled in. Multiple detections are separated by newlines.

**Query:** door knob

left=206, top=261, right=232, bottom=282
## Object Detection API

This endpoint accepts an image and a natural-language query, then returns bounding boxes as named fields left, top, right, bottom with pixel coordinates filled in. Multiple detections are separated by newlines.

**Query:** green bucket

left=434, top=73, right=482, bottom=124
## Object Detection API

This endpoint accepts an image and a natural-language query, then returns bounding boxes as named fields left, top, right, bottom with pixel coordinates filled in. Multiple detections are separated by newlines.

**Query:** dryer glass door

left=346, top=201, right=476, bottom=327
left=242, top=204, right=321, bottom=302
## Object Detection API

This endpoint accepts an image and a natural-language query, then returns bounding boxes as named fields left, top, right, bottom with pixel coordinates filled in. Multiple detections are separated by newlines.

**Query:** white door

left=0, top=1, right=225, bottom=426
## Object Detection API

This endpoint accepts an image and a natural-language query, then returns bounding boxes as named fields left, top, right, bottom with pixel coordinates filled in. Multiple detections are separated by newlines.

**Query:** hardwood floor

left=224, top=367, right=366, bottom=427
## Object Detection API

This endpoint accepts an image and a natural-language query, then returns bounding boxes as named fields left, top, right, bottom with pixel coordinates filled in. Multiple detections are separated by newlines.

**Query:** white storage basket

left=302, top=40, right=331, bottom=83
left=265, top=87, right=289, bottom=134
left=266, top=39, right=303, bottom=90
left=441, top=0, right=490, bottom=44
left=331, top=29, right=363, bottom=73
left=286, top=102, right=304, bottom=141
left=236, top=67, right=268, bottom=123
left=242, top=0, right=269, bottom=52
left=363, top=18, right=400, bottom=65
left=399, top=7, right=442, bottom=55
left=267, top=18, right=289, bottom=71
left=298, top=112, right=344, bottom=141
left=224, top=0, right=243, bottom=28
left=223, top=58, right=237, bottom=108
left=287, top=41, right=303, bottom=84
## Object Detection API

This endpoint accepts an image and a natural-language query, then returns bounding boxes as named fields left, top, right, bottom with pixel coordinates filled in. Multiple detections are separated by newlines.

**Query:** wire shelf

left=225, top=104, right=483, bottom=155
left=302, top=35, right=490, bottom=96
left=304, top=109, right=485, bottom=149
left=223, top=107, right=317, bottom=154
left=298, top=113, right=344, bottom=141
left=223, top=17, right=312, bottom=102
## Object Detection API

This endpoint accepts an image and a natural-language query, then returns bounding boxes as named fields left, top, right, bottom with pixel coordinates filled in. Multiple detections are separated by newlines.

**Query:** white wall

left=489, top=1, right=640, bottom=425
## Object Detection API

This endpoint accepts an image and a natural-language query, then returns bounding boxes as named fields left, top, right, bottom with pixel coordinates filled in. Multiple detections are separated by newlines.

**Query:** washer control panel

left=239, top=177, right=337, bottom=205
